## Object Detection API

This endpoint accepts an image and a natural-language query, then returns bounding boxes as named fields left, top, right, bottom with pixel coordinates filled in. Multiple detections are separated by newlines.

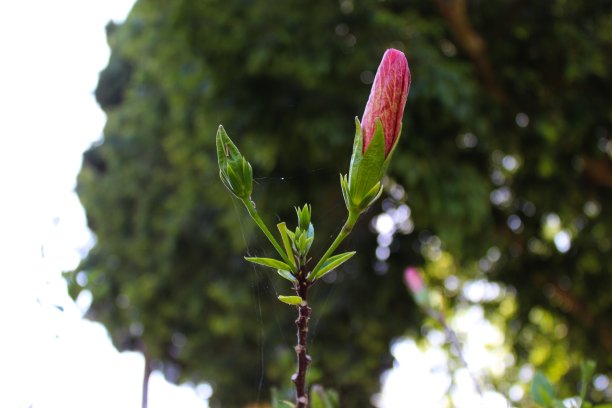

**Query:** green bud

left=216, top=125, right=253, bottom=200
left=295, top=204, right=312, bottom=231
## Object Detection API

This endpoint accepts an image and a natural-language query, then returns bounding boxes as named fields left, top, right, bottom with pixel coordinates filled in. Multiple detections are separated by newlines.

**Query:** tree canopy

left=68, top=0, right=612, bottom=406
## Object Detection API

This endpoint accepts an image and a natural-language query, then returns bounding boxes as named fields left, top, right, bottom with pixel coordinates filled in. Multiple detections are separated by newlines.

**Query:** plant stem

left=429, top=309, right=483, bottom=396
left=309, top=211, right=360, bottom=280
left=142, top=347, right=152, bottom=408
left=292, top=274, right=312, bottom=408
left=242, top=198, right=293, bottom=267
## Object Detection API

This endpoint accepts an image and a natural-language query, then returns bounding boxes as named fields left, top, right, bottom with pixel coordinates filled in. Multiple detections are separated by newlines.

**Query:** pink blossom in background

left=404, top=267, right=424, bottom=294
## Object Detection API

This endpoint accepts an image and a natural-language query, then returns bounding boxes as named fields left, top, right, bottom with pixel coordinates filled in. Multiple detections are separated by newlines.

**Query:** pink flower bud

left=404, top=267, right=424, bottom=294
left=361, top=49, right=410, bottom=156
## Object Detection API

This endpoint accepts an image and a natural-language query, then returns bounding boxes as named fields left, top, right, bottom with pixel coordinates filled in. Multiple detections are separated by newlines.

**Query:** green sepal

left=277, top=295, right=303, bottom=305
left=310, top=251, right=356, bottom=281
left=244, top=257, right=292, bottom=272
left=340, top=174, right=350, bottom=209
left=277, top=269, right=298, bottom=283
left=348, top=117, right=364, bottom=186
left=277, top=222, right=296, bottom=270
left=382, top=122, right=403, bottom=170
left=346, top=118, right=386, bottom=213
left=241, top=157, right=253, bottom=197
left=216, top=125, right=253, bottom=200
left=531, top=371, right=555, bottom=406
left=361, top=181, right=383, bottom=209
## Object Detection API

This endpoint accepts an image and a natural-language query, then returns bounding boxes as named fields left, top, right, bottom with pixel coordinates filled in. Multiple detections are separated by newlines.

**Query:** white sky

left=0, top=1, right=510, bottom=407
left=0, top=1, right=207, bottom=407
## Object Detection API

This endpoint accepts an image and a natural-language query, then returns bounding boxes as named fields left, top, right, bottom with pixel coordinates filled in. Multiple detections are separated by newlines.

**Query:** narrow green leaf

left=245, top=257, right=292, bottom=271
left=348, top=117, right=364, bottom=189
left=277, top=222, right=296, bottom=269
left=531, top=371, right=555, bottom=406
left=362, top=181, right=383, bottom=208
left=278, top=295, right=303, bottom=305
left=312, top=251, right=356, bottom=280
left=277, top=269, right=297, bottom=283
left=580, top=360, right=596, bottom=402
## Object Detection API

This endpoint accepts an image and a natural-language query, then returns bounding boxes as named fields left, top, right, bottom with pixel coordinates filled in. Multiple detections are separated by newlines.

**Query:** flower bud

left=216, top=125, right=253, bottom=200
left=362, top=48, right=410, bottom=156
left=342, top=49, right=410, bottom=215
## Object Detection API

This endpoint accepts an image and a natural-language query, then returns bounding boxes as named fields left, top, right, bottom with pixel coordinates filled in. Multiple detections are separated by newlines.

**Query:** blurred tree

left=67, top=0, right=612, bottom=406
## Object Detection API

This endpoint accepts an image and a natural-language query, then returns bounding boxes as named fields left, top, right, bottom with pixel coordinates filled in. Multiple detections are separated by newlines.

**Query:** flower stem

left=292, top=272, right=312, bottom=408
left=242, top=198, right=293, bottom=268
left=309, top=211, right=360, bottom=280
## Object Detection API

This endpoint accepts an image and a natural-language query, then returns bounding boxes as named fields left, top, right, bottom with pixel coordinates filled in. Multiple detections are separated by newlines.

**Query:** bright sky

left=0, top=1, right=208, bottom=407
left=0, top=2, right=510, bottom=407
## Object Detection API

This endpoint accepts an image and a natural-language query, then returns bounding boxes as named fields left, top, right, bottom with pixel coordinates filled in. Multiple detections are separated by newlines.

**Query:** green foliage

left=271, top=385, right=339, bottom=408
left=531, top=361, right=609, bottom=408
left=532, top=371, right=557, bottom=406
left=69, top=0, right=612, bottom=406
left=310, top=252, right=356, bottom=281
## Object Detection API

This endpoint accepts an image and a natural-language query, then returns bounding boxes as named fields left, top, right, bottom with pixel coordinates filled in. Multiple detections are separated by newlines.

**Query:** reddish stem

left=292, top=277, right=312, bottom=408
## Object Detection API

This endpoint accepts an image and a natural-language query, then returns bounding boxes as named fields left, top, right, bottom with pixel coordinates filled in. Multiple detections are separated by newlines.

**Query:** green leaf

left=278, top=295, right=303, bottom=305
left=593, top=404, right=612, bottom=408
left=531, top=371, right=555, bottom=406
left=580, top=360, right=596, bottom=402
left=277, top=269, right=297, bottom=283
left=311, top=251, right=356, bottom=280
left=245, top=257, right=292, bottom=271
left=277, top=222, right=296, bottom=269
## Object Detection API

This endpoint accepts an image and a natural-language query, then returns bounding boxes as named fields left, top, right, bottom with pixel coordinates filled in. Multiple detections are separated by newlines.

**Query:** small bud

left=293, top=204, right=315, bottom=256
left=295, top=204, right=312, bottom=231
left=216, top=125, right=253, bottom=200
